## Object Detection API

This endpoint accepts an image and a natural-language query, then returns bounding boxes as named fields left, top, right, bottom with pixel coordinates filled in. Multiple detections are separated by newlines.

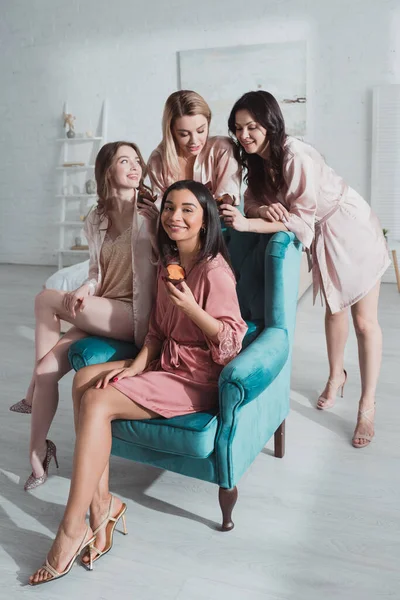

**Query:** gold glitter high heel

left=9, top=398, right=32, bottom=414
left=24, top=440, right=59, bottom=491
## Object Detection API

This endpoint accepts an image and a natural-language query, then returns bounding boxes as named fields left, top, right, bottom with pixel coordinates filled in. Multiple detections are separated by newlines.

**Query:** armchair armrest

left=68, top=336, right=138, bottom=371
left=219, top=326, right=289, bottom=406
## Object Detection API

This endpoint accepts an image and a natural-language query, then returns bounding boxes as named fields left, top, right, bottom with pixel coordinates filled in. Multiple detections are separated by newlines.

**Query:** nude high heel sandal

left=352, top=404, right=375, bottom=449
left=317, top=369, right=347, bottom=410
left=81, top=496, right=128, bottom=566
left=29, top=526, right=96, bottom=586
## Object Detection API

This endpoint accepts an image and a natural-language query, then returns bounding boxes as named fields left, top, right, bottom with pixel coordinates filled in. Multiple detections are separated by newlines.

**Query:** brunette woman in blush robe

left=222, top=90, right=390, bottom=450
left=29, top=180, right=247, bottom=586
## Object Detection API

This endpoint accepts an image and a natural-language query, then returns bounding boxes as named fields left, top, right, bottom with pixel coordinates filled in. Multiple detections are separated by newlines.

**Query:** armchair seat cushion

left=112, top=410, right=218, bottom=459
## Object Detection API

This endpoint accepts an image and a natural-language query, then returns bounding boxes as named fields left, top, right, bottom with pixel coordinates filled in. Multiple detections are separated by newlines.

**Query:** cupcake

left=216, top=193, right=236, bottom=208
left=166, top=264, right=186, bottom=285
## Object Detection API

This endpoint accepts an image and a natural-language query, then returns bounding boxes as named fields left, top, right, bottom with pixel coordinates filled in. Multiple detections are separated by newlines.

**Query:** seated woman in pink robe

left=10, top=142, right=160, bottom=493
left=147, top=90, right=241, bottom=207
left=29, top=180, right=247, bottom=586
left=221, top=90, right=390, bottom=450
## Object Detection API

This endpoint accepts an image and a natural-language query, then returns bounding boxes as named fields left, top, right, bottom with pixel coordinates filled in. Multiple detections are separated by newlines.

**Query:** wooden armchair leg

left=218, top=486, right=238, bottom=531
left=274, top=420, right=285, bottom=458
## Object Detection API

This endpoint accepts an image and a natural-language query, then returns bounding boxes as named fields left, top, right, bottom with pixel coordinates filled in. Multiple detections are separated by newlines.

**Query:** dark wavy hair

left=156, top=180, right=232, bottom=269
left=94, top=141, right=152, bottom=222
left=228, top=91, right=290, bottom=198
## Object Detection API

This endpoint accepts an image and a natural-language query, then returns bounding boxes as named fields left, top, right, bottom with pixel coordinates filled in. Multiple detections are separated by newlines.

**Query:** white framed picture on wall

left=178, top=41, right=307, bottom=137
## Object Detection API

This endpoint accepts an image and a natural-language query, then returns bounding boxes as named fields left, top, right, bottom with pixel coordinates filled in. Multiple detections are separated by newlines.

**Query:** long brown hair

left=228, top=91, right=290, bottom=198
left=94, top=141, right=152, bottom=221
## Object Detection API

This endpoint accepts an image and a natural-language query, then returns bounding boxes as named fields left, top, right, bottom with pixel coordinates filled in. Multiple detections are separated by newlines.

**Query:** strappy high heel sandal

left=352, top=404, right=375, bottom=449
left=81, top=496, right=127, bottom=566
left=317, top=369, right=347, bottom=410
left=24, top=440, right=59, bottom=491
left=29, top=525, right=96, bottom=586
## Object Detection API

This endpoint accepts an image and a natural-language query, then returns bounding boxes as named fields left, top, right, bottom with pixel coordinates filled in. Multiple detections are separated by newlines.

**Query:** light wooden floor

left=0, top=265, right=399, bottom=600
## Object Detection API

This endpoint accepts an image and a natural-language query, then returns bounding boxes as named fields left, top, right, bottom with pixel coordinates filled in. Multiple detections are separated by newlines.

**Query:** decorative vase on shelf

left=85, top=179, right=96, bottom=194
left=63, top=112, right=76, bottom=139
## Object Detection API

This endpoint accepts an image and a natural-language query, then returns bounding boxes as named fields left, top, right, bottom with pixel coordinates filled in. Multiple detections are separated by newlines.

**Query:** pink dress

left=245, top=137, right=391, bottom=313
left=111, top=254, right=248, bottom=418
left=147, top=136, right=241, bottom=204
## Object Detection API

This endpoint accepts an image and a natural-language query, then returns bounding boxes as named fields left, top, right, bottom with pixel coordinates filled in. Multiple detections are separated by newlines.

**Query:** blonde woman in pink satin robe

left=29, top=181, right=247, bottom=586
left=147, top=90, right=241, bottom=206
left=222, top=90, right=390, bottom=450
left=11, top=142, right=160, bottom=492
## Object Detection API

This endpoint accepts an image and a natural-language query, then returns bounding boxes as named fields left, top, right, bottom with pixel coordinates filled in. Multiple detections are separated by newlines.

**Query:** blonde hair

left=160, top=90, right=212, bottom=184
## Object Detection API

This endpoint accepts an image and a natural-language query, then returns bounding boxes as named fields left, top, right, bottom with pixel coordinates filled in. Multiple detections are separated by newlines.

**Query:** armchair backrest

left=224, top=229, right=302, bottom=342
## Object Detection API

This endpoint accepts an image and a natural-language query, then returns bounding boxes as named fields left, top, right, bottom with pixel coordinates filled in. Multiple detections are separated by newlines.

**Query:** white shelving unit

left=56, top=100, right=108, bottom=269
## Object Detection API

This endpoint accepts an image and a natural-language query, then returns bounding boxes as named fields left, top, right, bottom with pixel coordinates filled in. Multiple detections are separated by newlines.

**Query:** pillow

left=45, top=260, right=90, bottom=292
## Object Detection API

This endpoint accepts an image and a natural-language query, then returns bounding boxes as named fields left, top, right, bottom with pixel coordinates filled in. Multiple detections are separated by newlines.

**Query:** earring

left=201, top=226, right=206, bottom=234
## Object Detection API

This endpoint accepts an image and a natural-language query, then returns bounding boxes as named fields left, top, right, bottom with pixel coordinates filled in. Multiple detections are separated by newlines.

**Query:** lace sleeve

left=202, top=258, right=248, bottom=366
left=207, top=320, right=243, bottom=366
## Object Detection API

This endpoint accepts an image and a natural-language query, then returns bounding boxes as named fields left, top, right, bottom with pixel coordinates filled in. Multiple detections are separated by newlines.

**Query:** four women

left=12, top=88, right=388, bottom=584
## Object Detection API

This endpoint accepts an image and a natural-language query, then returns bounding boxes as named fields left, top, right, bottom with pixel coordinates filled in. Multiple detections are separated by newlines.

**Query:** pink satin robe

left=245, top=137, right=390, bottom=313
left=147, top=136, right=241, bottom=204
left=111, top=254, right=248, bottom=418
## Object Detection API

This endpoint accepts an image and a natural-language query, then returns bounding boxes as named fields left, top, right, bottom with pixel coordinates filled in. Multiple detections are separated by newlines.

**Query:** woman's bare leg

left=29, top=327, right=88, bottom=477
left=317, top=306, right=349, bottom=407
left=23, top=288, right=135, bottom=406
left=72, top=363, right=133, bottom=561
left=28, top=289, right=135, bottom=477
left=35, top=289, right=135, bottom=356
left=25, top=378, right=35, bottom=405
left=30, top=383, right=157, bottom=584
left=350, top=281, right=382, bottom=445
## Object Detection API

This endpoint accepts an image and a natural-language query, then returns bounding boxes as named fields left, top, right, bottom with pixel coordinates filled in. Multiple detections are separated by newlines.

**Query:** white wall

left=0, top=0, right=398, bottom=265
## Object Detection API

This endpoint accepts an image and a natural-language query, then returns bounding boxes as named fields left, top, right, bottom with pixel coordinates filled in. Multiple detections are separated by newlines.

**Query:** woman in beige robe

left=222, top=90, right=390, bottom=449
left=10, top=142, right=159, bottom=490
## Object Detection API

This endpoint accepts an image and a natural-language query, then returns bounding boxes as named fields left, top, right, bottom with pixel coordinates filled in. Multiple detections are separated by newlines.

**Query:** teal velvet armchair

left=68, top=230, right=302, bottom=531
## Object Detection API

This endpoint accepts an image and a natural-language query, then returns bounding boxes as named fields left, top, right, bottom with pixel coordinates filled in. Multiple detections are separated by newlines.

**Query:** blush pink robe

left=245, top=136, right=390, bottom=313
left=147, top=136, right=241, bottom=204
left=111, top=254, right=247, bottom=418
